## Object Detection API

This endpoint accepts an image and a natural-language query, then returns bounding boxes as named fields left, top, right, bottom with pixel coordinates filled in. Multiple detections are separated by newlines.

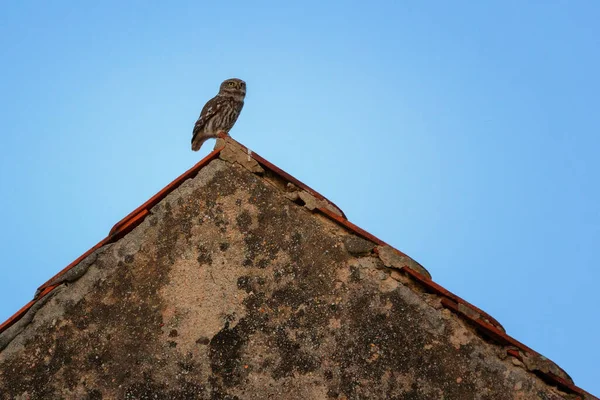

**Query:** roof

left=0, top=135, right=596, bottom=399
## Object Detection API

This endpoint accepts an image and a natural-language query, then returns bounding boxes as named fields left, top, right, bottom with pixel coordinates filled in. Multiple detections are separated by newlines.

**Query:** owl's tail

left=191, top=133, right=209, bottom=151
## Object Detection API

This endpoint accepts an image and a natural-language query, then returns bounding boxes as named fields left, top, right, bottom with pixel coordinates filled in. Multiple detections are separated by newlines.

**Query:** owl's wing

left=192, top=96, right=222, bottom=139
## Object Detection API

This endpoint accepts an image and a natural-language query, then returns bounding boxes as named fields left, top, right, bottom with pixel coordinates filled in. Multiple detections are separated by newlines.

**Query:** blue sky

left=1, top=1, right=599, bottom=394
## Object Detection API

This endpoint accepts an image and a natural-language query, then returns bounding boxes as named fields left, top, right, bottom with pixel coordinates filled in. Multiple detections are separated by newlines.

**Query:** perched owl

left=191, top=78, right=246, bottom=151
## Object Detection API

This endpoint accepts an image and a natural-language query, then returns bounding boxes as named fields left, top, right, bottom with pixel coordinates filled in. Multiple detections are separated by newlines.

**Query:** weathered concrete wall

left=0, top=159, right=577, bottom=399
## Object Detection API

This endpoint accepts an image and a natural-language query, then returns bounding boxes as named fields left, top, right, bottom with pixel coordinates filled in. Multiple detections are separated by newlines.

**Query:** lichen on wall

left=0, top=159, right=578, bottom=399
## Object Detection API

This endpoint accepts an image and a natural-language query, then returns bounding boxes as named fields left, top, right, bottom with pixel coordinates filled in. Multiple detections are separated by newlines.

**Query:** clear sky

left=1, top=1, right=599, bottom=395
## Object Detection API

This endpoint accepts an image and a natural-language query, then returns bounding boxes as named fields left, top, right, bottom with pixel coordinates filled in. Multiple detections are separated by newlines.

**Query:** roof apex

left=0, top=135, right=596, bottom=399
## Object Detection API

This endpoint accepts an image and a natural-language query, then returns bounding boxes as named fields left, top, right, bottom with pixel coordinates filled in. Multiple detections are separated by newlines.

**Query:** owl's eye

left=228, top=81, right=237, bottom=87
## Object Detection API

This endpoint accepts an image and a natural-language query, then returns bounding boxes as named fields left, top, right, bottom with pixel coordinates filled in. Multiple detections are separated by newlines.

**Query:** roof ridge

left=0, top=135, right=596, bottom=399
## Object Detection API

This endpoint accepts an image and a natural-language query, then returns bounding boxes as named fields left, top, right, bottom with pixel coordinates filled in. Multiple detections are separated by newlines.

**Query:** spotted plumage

left=191, top=78, right=246, bottom=151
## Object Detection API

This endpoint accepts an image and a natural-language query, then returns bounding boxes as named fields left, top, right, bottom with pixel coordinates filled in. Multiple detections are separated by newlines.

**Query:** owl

left=191, top=78, right=246, bottom=151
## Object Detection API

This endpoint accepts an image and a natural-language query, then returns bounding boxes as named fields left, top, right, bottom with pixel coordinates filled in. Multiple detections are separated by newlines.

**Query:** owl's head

left=219, top=78, right=246, bottom=99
